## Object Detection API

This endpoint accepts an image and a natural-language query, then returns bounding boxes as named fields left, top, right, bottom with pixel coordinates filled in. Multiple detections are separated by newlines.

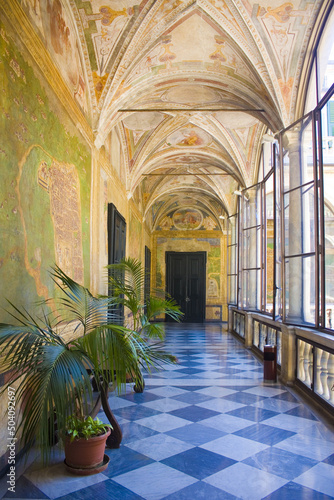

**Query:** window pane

left=305, top=61, right=317, bottom=113
left=228, top=275, right=237, bottom=305
left=227, top=214, right=238, bottom=305
left=283, top=192, right=290, bottom=257
left=282, top=115, right=316, bottom=326
left=260, top=140, right=273, bottom=181
left=320, top=98, right=334, bottom=329
left=265, top=175, right=274, bottom=313
left=303, top=254, right=316, bottom=324
left=318, top=8, right=334, bottom=100
left=285, top=186, right=315, bottom=257
left=285, top=255, right=315, bottom=324
left=283, top=117, right=314, bottom=193
left=242, top=269, right=260, bottom=309
left=243, top=226, right=261, bottom=268
left=283, top=149, right=290, bottom=192
left=241, top=186, right=261, bottom=310
left=324, top=203, right=334, bottom=328
left=302, top=184, right=315, bottom=254
left=321, top=97, right=334, bottom=167
left=300, top=118, right=314, bottom=184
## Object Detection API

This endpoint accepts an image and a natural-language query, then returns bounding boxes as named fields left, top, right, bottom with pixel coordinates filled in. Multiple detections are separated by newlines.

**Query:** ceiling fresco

left=18, top=0, right=323, bottom=229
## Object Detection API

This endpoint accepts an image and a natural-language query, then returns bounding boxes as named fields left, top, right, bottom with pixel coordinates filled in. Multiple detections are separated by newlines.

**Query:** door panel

left=144, top=246, right=151, bottom=307
left=166, top=252, right=206, bottom=322
left=167, top=254, right=187, bottom=315
left=108, top=203, right=126, bottom=324
left=108, top=203, right=126, bottom=265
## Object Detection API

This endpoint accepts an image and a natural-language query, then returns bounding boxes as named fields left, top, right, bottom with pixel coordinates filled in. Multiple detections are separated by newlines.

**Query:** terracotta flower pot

left=64, top=428, right=111, bottom=470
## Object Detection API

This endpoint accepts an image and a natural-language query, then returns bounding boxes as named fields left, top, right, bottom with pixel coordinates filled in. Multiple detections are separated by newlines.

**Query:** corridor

left=2, top=324, right=334, bottom=500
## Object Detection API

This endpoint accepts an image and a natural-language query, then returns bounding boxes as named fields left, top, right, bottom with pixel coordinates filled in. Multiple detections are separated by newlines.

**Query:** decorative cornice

left=0, top=0, right=94, bottom=147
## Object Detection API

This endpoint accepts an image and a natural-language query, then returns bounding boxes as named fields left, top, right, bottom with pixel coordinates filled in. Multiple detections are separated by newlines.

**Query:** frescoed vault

left=13, top=0, right=323, bottom=232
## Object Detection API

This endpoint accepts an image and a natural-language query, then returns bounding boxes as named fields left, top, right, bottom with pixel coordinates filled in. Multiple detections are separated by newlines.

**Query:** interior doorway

left=166, top=252, right=206, bottom=323
left=108, top=203, right=126, bottom=324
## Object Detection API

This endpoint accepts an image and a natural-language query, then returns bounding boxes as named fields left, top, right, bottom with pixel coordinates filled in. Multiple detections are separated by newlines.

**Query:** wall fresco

left=0, top=20, right=91, bottom=321
left=128, top=208, right=142, bottom=260
left=156, top=207, right=219, bottom=231
left=173, top=208, right=203, bottom=230
left=19, top=0, right=89, bottom=113
left=206, top=305, right=222, bottom=321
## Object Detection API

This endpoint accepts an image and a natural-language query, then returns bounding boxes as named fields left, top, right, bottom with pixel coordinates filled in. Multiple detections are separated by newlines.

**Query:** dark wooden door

left=108, top=204, right=126, bottom=265
left=166, top=252, right=206, bottom=322
left=108, top=203, right=126, bottom=324
left=144, top=246, right=151, bottom=306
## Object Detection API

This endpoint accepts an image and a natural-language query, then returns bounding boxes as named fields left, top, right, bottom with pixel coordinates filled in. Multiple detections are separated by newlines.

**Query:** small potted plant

left=63, top=415, right=112, bottom=474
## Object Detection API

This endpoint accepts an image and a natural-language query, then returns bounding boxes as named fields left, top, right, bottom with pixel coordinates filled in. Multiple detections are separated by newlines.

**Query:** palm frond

left=50, top=265, right=116, bottom=334
left=0, top=320, right=94, bottom=463
left=107, top=258, right=183, bottom=330
left=107, top=258, right=145, bottom=316
left=146, top=295, right=183, bottom=323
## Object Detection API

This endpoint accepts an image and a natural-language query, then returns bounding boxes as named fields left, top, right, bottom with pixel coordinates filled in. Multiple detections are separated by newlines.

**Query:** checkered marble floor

left=1, top=323, right=334, bottom=500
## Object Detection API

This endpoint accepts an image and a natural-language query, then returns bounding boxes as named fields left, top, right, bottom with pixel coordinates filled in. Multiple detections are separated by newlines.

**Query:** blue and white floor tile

left=1, top=323, right=333, bottom=500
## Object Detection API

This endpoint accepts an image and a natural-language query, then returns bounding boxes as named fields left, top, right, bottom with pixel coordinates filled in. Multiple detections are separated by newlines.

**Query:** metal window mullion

left=283, top=179, right=314, bottom=196
left=312, top=344, right=316, bottom=392
left=243, top=224, right=262, bottom=231
left=262, top=181, right=266, bottom=312
left=313, top=110, right=320, bottom=328
left=317, top=108, right=326, bottom=328
left=316, top=51, right=320, bottom=105
left=237, top=199, right=241, bottom=309
left=273, top=144, right=277, bottom=320
left=279, top=133, right=287, bottom=322
left=227, top=218, right=231, bottom=304
left=243, top=267, right=262, bottom=271
left=285, top=251, right=316, bottom=259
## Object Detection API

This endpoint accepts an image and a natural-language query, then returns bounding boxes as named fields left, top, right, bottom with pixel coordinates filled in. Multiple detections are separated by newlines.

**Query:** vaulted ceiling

left=18, top=0, right=323, bottom=230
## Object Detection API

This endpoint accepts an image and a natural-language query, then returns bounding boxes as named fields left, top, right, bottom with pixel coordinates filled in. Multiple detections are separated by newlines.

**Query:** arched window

left=283, top=4, right=334, bottom=330
left=305, top=7, right=334, bottom=113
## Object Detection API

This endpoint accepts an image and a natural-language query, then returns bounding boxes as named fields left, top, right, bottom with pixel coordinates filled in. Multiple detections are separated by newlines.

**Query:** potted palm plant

left=107, top=257, right=183, bottom=392
left=0, top=262, right=181, bottom=473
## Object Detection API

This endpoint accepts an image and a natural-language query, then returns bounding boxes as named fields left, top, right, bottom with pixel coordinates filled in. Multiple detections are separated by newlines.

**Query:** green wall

left=0, top=20, right=91, bottom=322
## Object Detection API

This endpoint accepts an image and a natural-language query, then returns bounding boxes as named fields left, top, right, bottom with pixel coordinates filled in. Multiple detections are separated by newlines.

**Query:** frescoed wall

left=128, top=207, right=143, bottom=260
left=152, top=231, right=227, bottom=322
left=18, top=0, right=89, bottom=115
left=0, top=18, right=91, bottom=321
